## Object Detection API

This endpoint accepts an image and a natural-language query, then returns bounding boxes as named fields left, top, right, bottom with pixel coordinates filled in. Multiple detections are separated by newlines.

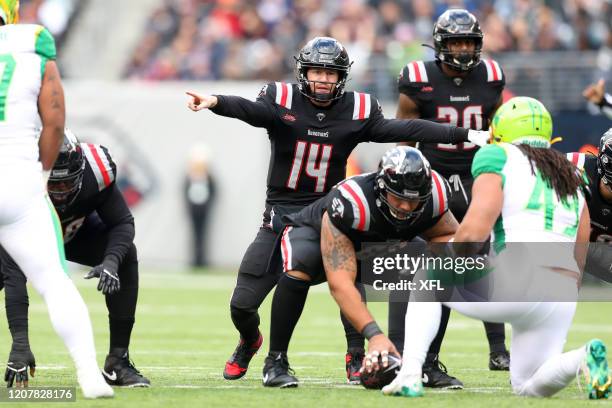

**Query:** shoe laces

left=427, top=356, right=448, bottom=373
left=272, top=354, right=295, bottom=376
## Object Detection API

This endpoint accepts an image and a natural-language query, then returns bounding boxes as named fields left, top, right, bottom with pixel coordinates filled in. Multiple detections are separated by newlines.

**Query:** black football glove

left=5, top=349, right=36, bottom=388
left=85, top=262, right=120, bottom=295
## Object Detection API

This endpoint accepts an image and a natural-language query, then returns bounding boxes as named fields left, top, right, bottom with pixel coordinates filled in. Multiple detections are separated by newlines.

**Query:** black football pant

left=229, top=227, right=364, bottom=350
left=1, top=214, right=139, bottom=353
left=387, top=175, right=507, bottom=355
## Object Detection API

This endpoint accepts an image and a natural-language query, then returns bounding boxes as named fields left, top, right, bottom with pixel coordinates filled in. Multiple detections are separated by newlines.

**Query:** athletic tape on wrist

left=361, top=321, right=383, bottom=340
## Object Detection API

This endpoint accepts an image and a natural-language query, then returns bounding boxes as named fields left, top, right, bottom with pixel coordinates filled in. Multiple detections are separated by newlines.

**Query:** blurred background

left=21, top=0, right=612, bottom=268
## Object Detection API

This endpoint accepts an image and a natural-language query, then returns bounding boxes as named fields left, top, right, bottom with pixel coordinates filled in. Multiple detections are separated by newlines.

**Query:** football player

left=0, top=1, right=112, bottom=398
left=383, top=97, right=610, bottom=399
left=394, top=9, right=509, bottom=384
left=583, top=79, right=612, bottom=120
left=567, top=128, right=612, bottom=278
left=186, top=36, right=490, bottom=383
left=261, top=146, right=456, bottom=387
left=2, top=130, right=150, bottom=388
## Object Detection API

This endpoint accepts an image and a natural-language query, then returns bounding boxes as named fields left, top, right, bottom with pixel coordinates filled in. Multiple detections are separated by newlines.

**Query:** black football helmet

left=294, top=36, right=352, bottom=102
left=47, top=129, right=85, bottom=209
left=375, top=147, right=432, bottom=227
left=433, top=9, right=483, bottom=72
left=597, top=128, right=612, bottom=185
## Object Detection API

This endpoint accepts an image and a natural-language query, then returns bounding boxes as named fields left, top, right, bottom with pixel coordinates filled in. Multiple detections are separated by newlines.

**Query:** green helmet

left=0, top=0, right=18, bottom=25
left=491, top=96, right=552, bottom=148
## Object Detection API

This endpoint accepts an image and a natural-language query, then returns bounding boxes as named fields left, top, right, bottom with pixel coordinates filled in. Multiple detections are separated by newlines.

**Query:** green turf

left=0, top=270, right=610, bottom=407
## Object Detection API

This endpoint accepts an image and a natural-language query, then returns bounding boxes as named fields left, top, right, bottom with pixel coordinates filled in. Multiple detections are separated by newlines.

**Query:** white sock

left=39, top=277, right=99, bottom=373
left=401, top=301, right=442, bottom=375
left=517, top=346, right=586, bottom=397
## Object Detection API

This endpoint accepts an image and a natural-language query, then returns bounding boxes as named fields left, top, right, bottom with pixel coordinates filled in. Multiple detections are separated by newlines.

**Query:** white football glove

left=467, top=129, right=492, bottom=147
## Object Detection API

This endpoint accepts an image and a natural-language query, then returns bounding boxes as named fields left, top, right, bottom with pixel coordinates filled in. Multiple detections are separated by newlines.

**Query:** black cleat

left=422, top=354, right=463, bottom=389
left=103, top=349, right=150, bottom=388
left=223, top=332, right=263, bottom=380
left=262, top=352, right=298, bottom=388
left=489, top=350, right=510, bottom=371
left=345, top=348, right=364, bottom=385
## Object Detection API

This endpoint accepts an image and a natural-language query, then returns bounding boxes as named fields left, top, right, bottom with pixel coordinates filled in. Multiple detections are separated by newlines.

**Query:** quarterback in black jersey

left=259, top=147, right=457, bottom=387
left=0, top=131, right=150, bottom=388
left=394, top=9, right=509, bottom=378
left=186, top=36, right=490, bottom=382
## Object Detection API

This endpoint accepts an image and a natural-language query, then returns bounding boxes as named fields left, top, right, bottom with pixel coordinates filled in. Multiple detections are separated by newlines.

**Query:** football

left=360, top=353, right=402, bottom=390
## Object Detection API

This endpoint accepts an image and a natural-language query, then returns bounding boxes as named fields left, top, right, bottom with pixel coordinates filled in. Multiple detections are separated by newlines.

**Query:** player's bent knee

left=286, top=270, right=311, bottom=282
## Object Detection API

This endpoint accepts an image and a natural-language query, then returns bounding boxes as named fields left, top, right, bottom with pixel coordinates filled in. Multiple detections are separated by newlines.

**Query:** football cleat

left=422, top=354, right=463, bottom=389
left=262, top=352, right=298, bottom=388
left=584, top=339, right=611, bottom=399
left=346, top=348, right=365, bottom=384
left=223, top=332, right=263, bottom=380
left=382, top=372, right=424, bottom=398
left=103, top=349, right=150, bottom=388
left=489, top=350, right=510, bottom=371
left=77, top=368, right=114, bottom=399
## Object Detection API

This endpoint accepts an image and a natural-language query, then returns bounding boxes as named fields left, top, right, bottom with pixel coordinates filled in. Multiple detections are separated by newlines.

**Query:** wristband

left=361, top=321, right=383, bottom=340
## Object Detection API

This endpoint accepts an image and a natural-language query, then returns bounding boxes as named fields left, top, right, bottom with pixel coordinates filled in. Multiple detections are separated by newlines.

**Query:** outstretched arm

left=186, top=90, right=276, bottom=128
left=395, top=93, right=421, bottom=147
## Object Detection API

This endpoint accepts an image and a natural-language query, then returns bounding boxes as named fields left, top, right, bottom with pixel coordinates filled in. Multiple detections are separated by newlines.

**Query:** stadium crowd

left=124, top=0, right=611, bottom=88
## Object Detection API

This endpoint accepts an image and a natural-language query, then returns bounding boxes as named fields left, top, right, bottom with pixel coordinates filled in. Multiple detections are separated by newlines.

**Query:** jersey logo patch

left=331, top=197, right=345, bottom=218
left=282, top=113, right=296, bottom=122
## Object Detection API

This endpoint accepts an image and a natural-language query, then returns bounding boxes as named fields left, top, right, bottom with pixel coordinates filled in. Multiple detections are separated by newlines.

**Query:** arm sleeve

left=362, top=99, right=469, bottom=144
left=471, top=144, right=508, bottom=185
left=95, top=184, right=136, bottom=267
left=209, top=83, right=277, bottom=128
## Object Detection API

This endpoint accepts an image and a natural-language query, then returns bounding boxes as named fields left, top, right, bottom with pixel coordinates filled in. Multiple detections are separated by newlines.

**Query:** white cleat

left=382, top=372, right=424, bottom=398
left=78, top=369, right=114, bottom=399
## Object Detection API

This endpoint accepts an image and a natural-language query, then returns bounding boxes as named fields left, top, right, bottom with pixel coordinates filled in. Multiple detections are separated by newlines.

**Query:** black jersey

left=211, top=82, right=469, bottom=222
left=398, top=60, right=505, bottom=178
left=57, top=143, right=135, bottom=264
left=285, top=171, right=451, bottom=246
left=569, top=152, right=612, bottom=242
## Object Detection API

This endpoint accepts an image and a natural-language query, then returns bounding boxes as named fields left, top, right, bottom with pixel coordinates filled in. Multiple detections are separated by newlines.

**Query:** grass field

left=0, top=269, right=610, bottom=407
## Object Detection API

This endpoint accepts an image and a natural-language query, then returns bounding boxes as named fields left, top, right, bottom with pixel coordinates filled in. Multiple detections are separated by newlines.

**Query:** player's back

left=475, top=143, right=584, bottom=244
left=0, top=24, right=55, bottom=164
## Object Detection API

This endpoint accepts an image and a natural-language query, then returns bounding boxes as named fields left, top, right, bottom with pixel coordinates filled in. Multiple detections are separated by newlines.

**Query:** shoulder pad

left=335, top=178, right=372, bottom=231
left=566, top=152, right=587, bottom=170
left=81, top=143, right=116, bottom=191
left=481, top=59, right=503, bottom=83
left=271, top=82, right=294, bottom=110
left=430, top=171, right=450, bottom=217
left=402, top=61, right=430, bottom=84
left=0, top=24, right=56, bottom=59
left=351, top=91, right=372, bottom=120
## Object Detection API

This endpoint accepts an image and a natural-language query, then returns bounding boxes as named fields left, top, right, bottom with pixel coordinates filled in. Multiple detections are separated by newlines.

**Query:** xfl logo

left=331, top=197, right=344, bottom=218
